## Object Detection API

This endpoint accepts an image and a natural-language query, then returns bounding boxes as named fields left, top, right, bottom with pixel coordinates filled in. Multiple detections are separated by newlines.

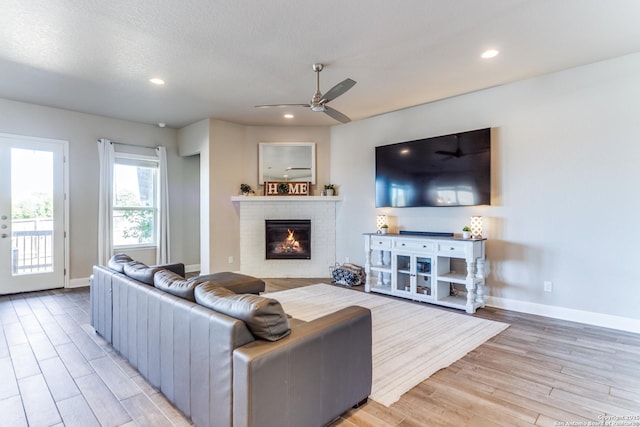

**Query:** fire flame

left=276, top=229, right=301, bottom=253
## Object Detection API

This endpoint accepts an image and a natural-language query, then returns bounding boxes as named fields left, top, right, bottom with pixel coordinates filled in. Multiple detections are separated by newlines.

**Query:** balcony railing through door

left=11, top=218, right=53, bottom=274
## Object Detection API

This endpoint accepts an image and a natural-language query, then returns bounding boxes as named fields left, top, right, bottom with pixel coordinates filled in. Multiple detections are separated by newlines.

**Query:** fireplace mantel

left=231, top=196, right=343, bottom=202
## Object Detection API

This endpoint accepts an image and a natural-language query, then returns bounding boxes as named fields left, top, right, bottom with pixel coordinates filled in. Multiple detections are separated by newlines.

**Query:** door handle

left=1, top=233, right=7, bottom=238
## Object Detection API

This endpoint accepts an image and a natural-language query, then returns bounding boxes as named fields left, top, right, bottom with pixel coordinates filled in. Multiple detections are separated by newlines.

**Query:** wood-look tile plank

left=9, top=342, right=40, bottom=379
left=2, top=321, right=28, bottom=346
left=53, top=313, right=85, bottom=335
left=39, top=319, right=71, bottom=346
left=0, top=324, right=9, bottom=359
left=39, top=357, right=81, bottom=402
left=18, top=373, right=62, bottom=427
left=90, top=356, right=141, bottom=400
left=17, top=313, right=45, bottom=337
left=120, top=393, right=175, bottom=427
left=56, top=395, right=101, bottom=427
left=0, top=395, right=28, bottom=427
left=550, top=387, right=640, bottom=416
left=0, top=299, right=19, bottom=324
left=75, top=373, right=132, bottom=426
left=67, top=330, right=106, bottom=361
left=0, top=356, right=19, bottom=400
left=54, top=342, right=95, bottom=379
left=39, top=294, right=68, bottom=316
left=27, top=331, right=58, bottom=361
left=146, top=391, right=193, bottom=427
left=9, top=297, right=33, bottom=317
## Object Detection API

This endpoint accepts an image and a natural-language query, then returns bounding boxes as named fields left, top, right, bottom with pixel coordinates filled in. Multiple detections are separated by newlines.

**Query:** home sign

left=264, top=181, right=311, bottom=196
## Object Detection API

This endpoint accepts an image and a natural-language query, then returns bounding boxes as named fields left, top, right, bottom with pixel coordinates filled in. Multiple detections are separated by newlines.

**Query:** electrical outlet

left=228, top=256, right=234, bottom=264
left=544, top=281, right=553, bottom=292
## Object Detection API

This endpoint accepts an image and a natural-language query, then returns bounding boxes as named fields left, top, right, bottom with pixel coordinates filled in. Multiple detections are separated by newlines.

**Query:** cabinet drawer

left=394, top=239, right=435, bottom=252
left=438, top=242, right=467, bottom=257
left=370, top=236, right=392, bottom=249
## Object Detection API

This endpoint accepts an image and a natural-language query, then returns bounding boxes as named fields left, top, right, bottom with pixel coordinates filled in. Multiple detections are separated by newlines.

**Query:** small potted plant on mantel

left=324, top=184, right=335, bottom=196
left=239, top=183, right=254, bottom=196
left=380, top=224, right=389, bottom=235
left=462, top=226, right=471, bottom=239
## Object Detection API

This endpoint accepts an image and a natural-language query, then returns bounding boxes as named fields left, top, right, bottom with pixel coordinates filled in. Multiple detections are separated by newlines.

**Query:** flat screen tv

left=375, top=128, right=491, bottom=207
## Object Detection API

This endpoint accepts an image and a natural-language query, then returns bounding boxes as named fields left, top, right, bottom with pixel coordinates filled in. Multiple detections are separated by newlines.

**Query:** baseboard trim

left=68, top=277, right=90, bottom=288
left=185, top=264, right=200, bottom=273
left=486, top=296, right=640, bottom=334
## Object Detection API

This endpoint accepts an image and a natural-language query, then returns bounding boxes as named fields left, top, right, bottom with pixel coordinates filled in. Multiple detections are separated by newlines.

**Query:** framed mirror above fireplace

left=259, top=142, right=316, bottom=185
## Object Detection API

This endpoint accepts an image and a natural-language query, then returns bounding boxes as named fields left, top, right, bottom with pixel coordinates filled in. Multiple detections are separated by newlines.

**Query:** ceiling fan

left=255, top=63, right=356, bottom=123
left=435, top=135, right=485, bottom=159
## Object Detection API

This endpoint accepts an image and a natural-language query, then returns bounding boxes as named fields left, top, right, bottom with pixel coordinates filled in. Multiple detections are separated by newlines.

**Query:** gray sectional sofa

left=90, top=255, right=372, bottom=427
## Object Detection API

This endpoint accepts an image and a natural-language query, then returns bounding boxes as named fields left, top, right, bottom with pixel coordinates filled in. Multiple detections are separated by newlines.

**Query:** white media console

left=363, top=233, right=487, bottom=313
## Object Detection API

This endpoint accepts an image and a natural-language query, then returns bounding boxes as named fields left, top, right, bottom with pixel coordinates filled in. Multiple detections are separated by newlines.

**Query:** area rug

left=264, top=284, right=509, bottom=406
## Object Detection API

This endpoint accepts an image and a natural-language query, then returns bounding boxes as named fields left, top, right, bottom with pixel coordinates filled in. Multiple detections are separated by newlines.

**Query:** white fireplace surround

left=231, top=196, right=342, bottom=277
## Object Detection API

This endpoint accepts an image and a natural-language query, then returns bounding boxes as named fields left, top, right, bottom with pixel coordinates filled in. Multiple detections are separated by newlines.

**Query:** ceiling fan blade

left=324, top=106, right=351, bottom=123
left=321, top=78, right=356, bottom=103
left=435, top=150, right=458, bottom=156
left=254, top=103, right=310, bottom=108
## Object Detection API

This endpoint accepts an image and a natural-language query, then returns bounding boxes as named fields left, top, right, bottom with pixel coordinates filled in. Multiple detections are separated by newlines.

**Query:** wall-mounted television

left=375, top=128, right=491, bottom=207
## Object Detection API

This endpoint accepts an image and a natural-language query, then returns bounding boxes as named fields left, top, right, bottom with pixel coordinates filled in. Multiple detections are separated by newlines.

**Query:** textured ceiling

left=2, top=0, right=640, bottom=128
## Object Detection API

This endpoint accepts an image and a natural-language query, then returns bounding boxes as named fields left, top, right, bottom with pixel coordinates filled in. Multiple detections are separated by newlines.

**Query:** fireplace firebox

left=265, top=219, right=311, bottom=260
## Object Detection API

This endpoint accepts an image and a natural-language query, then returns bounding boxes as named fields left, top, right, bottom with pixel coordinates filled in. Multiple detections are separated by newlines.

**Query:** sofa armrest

left=151, top=262, right=185, bottom=277
left=233, top=305, right=372, bottom=427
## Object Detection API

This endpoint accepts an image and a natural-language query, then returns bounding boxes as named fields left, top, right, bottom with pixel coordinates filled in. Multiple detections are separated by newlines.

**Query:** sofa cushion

left=194, top=283, right=291, bottom=341
left=108, top=253, right=134, bottom=273
left=123, top=261, right=162, bottom=285
left=193, top=272, right=265, bottom=295
left=154, top=269, right=207, bottom=302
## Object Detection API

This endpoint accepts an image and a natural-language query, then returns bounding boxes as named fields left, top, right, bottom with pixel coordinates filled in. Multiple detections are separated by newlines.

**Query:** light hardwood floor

left=1, top=279, right=639, bottom=426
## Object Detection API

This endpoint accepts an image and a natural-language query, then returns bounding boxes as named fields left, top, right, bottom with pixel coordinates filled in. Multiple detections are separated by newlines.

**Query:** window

left=112, top=154, right=158, bottom=247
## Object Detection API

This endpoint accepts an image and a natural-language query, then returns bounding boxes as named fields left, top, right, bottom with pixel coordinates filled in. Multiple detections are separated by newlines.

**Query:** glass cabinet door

left=394, top=253, right=412, bottom=292
left=415, top=256, right=432, bottom=296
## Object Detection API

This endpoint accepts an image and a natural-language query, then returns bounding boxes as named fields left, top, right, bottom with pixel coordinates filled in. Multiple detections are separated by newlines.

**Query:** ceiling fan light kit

left=255, top=63, right=356, bottom=123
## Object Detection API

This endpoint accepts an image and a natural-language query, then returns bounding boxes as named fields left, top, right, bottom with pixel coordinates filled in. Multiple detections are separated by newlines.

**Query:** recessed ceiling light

left=284, top=114, right=294, bottom=119
left=158, top=122, right=166, bottom=128
left=149, top=78, right=165, bottom=85
left=481, top=49, right=499, bottom=59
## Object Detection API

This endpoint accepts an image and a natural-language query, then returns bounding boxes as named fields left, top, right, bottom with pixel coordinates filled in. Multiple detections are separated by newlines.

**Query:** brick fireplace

left=232, top=196, right=341, bottom=277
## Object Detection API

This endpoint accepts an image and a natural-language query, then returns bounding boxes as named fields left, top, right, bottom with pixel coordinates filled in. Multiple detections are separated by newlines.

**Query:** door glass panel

left=11, top=148, right=54, bottom=275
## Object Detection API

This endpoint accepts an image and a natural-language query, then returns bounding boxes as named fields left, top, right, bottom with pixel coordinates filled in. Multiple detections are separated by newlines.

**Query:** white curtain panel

left=156, top=146, right=170, bottom=264
left=97, top=139, right=114, bottom=265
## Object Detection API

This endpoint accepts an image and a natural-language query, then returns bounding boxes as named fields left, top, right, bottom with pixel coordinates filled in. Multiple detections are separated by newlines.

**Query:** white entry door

left=0, top=134, right=67, bottom=294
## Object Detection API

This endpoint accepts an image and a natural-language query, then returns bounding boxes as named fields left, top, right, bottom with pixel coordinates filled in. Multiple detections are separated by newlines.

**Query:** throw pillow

left=194, top=283, right=291, bottom=341
left=107, top=253, right=134, bottom=273
left=154, top=269, right=207, bottom=302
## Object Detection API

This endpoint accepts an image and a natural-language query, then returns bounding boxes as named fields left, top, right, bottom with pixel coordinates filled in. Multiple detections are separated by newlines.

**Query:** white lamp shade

left=470, top=216, right=483, bottom=238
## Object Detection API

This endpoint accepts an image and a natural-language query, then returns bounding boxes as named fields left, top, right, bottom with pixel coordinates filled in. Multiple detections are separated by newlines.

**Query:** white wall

left=0, top=98, right=200, bottom=281
left=331, top=53, right=640, bottom=323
